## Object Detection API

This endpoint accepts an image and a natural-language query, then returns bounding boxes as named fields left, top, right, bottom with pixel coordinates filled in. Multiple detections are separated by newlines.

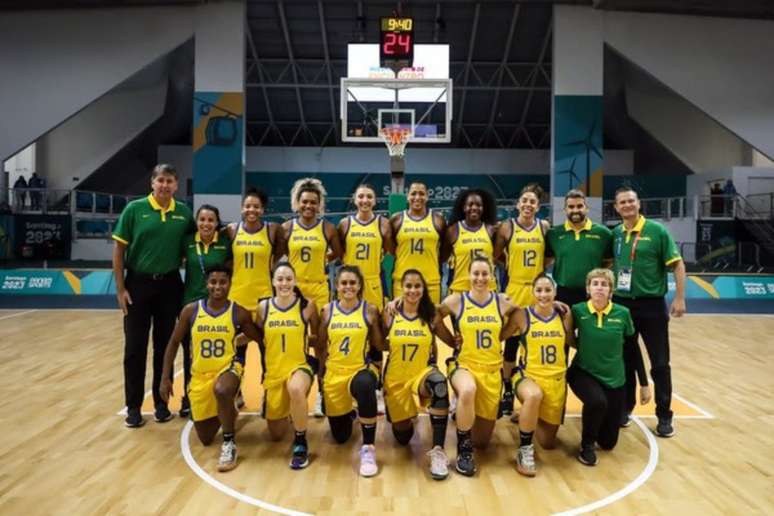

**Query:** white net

left=380, top=128, right=411, bottom=157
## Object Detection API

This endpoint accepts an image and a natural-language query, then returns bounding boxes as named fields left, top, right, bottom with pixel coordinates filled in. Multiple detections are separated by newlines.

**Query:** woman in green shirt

left=179, top=204, right=232, bottom=416
left=568, top=268, right=650, bottom=466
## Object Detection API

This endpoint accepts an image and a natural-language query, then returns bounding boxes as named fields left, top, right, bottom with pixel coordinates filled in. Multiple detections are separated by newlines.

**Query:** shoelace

left=360, top=447, right=376, bottom=465
left=520, top=445, right=535, bottom=467
left=427, top=448, right=448, bottom=469
left=220, top=441, right=236, bottom=462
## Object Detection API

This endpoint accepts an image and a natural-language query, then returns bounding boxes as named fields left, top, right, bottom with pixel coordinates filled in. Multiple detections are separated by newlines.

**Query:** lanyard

left=195, top=238, right=211, bottom=276
left=629, top=232, right=641, bottom=264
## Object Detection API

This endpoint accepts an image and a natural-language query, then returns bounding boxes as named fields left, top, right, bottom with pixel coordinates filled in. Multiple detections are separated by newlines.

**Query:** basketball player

left=381, top=269, right=450, bottom=480
left=160, top=265, right=261, bottom=472
left=494, top=183, right=550, bottom=417
left=434, top=257, right=521, bottom=477
left=317, top=265, right=383, bottom=477
left=509, top=274, right=574, bottom=477
left=390, top=181, right=446, bottom=304
left=280, top=178, right=343, bottom=417
left=443, top=189, right=499, bottom=295
left=255, top=262, right=319, bottom=470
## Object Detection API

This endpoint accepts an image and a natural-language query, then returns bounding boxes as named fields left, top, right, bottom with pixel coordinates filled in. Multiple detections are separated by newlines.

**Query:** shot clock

left=380, top=16, right=414, bottom=73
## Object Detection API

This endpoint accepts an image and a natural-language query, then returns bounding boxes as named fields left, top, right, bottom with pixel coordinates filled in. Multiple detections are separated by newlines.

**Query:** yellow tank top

left=384, top=310, right=434, bottom=383
left=261, top=297, right=308, bottom=387
left=288, top=218, right=328, bottom=283
left=393, top=210, right=441, bottom=284
left=506, top=219, right=545, bottom=287
left=190, top=300, right=238, bottom=375
left=343, top=215, right=383, bottom=280
left=326, top=300, right=370, bottom=372
left=457, top=292, right=504, bottom=367
left=229, top=222, right=273, bottom=310
left=450, top=222, right=496, bottom=292
left=522, top=307, right=567, bottom=378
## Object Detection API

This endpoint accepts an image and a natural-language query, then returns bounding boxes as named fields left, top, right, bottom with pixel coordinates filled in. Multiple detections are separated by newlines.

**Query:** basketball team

left=112, top=164, right=686, bottom=479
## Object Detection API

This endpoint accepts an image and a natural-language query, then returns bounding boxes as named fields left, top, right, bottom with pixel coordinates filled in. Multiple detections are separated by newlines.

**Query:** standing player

left=160, top=265, right=262, bottom=472
left=317, top=265, right=383, bottom=477
left=434, top=257, right=520, bottom=476
left=443, top=189, right=498, bottom=295
left=391, top=181, right=446, bottom=304
left=179, top=204, right=232, bottom=417
left=255, top=262, right=319, bottom=470
left=612, top=187, right=685, bottom=436
left=281, top=178, right=343, bottom=417
left=494, top=183, right=550, bottom=416
left=509, top=274, right=574, bottom=477
left=381, top=269, right=451, bottom=480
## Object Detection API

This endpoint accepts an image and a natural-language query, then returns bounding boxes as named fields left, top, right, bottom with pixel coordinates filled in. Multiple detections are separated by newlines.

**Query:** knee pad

left=503, top=336, right=520, bottom=362
left=424, top=370, right=450, bottom=410
left=328, top=414, right=353, bottom=444
left=349, top=370, right=378, bottom=418
left=392, top=425, right=414, bottom=446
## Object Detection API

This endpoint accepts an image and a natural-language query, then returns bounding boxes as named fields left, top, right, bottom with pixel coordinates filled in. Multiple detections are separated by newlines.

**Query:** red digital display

left=380, top=17, right=414, bottom=70
left=382, top=32, right=413, bottom=56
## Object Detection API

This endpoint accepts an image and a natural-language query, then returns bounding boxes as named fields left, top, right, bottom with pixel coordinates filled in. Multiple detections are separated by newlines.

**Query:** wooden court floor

left=0, top=309, right=772, bottom=515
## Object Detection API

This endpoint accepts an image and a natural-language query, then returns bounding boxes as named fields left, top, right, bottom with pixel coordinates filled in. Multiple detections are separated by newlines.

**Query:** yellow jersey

left=288, top=218, right=328, bottom=284
left=393, top=210, right=441, bottom=286
left=230, top=222, right=273, bottom=310
left=343, top=215, right=383, bottom=280
left=456, top=292, right=504, bottom=368
left=261, top=297, right=309, bottom=388
left=506, top=219, right=545, bottom=305
left=190, top=300, right=239, bottom=375
left=450, top=222, right=496, bottom=292
left=326, top=300, right=370, bottom=373
left=521, top=307, right=567, bottom=378
left=384, top=310, right=434, bottom=384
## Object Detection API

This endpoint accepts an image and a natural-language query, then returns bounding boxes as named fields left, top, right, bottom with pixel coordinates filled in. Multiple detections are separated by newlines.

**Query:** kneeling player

left=160, top=265, right=261, bottom=472
left=381, top=270, right=450, bottom=480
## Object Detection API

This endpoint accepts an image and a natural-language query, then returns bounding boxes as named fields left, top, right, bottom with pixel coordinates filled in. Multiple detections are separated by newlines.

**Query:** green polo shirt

left=546, top=219, right=612, bottom=289
left=112, top=194, right=194, bottom=274
left=571, top=301, right=635, bottom=388
left=611, top=216, right=681, bottom=298
left=181, top=230, right=232, bottom=304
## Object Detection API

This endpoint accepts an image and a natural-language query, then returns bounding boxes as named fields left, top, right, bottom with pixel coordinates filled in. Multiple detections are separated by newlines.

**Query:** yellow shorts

left=362, top=276, right=384, bottom=311
left=513, top=371, right=567, bottom=426
left=323, top=364, right=379, bottom=417
left=188, top=361, right=244, bottom=422
left=392, top=280, right=441, bottom=305
left=506, top=282, right=535, bottom=308
left=298, top=280, right=330, bottom=314
left=383, top=366, right=436, bottom=423
left=262, top=365, right=315, bottom=420
left=447, top=359, right=501, bottom=421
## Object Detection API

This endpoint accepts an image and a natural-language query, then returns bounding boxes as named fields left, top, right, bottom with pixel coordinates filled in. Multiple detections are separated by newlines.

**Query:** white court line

left=673, top=392, right=715, bottom=419
left=180, top=421, right=313, bottom=516
left=115, top=369, right=184, bottom=416
left=0, top=309, right=37, bottom=321
left=553, top=416, right=659, bottom=516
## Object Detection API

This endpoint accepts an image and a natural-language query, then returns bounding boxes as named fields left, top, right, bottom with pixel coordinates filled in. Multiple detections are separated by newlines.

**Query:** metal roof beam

left=245, top=20, right=285, bottom=145
left=317, top=0, right=339, bottom=145
left=454, top=2, right=480, bottom=146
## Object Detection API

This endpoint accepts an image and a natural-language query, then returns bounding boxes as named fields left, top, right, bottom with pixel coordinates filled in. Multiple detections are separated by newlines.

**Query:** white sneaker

left=313, top=392, right=324, bottom=418
left=359, top=444, right=378, bottom=477
left=376, top=389, right=385, bottom=416
left=217, top=440, right=238, bottom=472
left=516, top=444, right=536, bottom=477
left=427, top=445, right=449, bottom=480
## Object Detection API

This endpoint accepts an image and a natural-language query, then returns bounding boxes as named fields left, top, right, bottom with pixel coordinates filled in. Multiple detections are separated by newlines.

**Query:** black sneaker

left=499, top=390, right=514, bottom=418
left=656, top=417, right=675, bottom=438
left=620, top=412, right=632, bottom=428
left=577, top=444, right=598, bottom=466
left=290, top=443, right=310, bottom=470
left=154, top=405, right=174, bottom=423
left=125, top=407, right=145, bottom=428
left=179, top=397, right=191, bottom=418
left=455, top=450, right=477, bottom=477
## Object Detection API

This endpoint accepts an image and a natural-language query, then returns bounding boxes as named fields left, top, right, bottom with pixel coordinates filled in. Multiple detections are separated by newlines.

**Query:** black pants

left=567, top=366, right=624, bottom=449
left=613, top=296, right=672, bottom=419
left=556, top=286, right=587, bottom=309
left=181, top=333, right=192, bottom=400
left=123, top=272, right=183, bottom=410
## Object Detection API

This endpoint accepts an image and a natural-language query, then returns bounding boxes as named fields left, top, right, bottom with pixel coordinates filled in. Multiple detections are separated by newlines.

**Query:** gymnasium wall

left=602, top=10, right=774, bottom=161
left=0, top=6, right=196, bottom=162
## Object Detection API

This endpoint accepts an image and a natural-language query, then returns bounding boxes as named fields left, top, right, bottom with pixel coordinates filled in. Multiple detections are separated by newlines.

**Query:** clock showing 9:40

left=380, top=16, right=414, bottom=71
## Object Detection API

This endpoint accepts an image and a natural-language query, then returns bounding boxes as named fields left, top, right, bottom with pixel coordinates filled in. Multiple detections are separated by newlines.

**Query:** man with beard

left=545, top=190, right=613, bottom=307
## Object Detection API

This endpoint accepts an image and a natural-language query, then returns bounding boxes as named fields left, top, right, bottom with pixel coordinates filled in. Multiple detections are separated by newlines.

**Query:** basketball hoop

left=380, top=127, right=412, bottom=157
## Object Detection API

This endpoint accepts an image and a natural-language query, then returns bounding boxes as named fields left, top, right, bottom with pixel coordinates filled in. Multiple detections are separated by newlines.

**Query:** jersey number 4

left=338, top=336, right=351, bottom=355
